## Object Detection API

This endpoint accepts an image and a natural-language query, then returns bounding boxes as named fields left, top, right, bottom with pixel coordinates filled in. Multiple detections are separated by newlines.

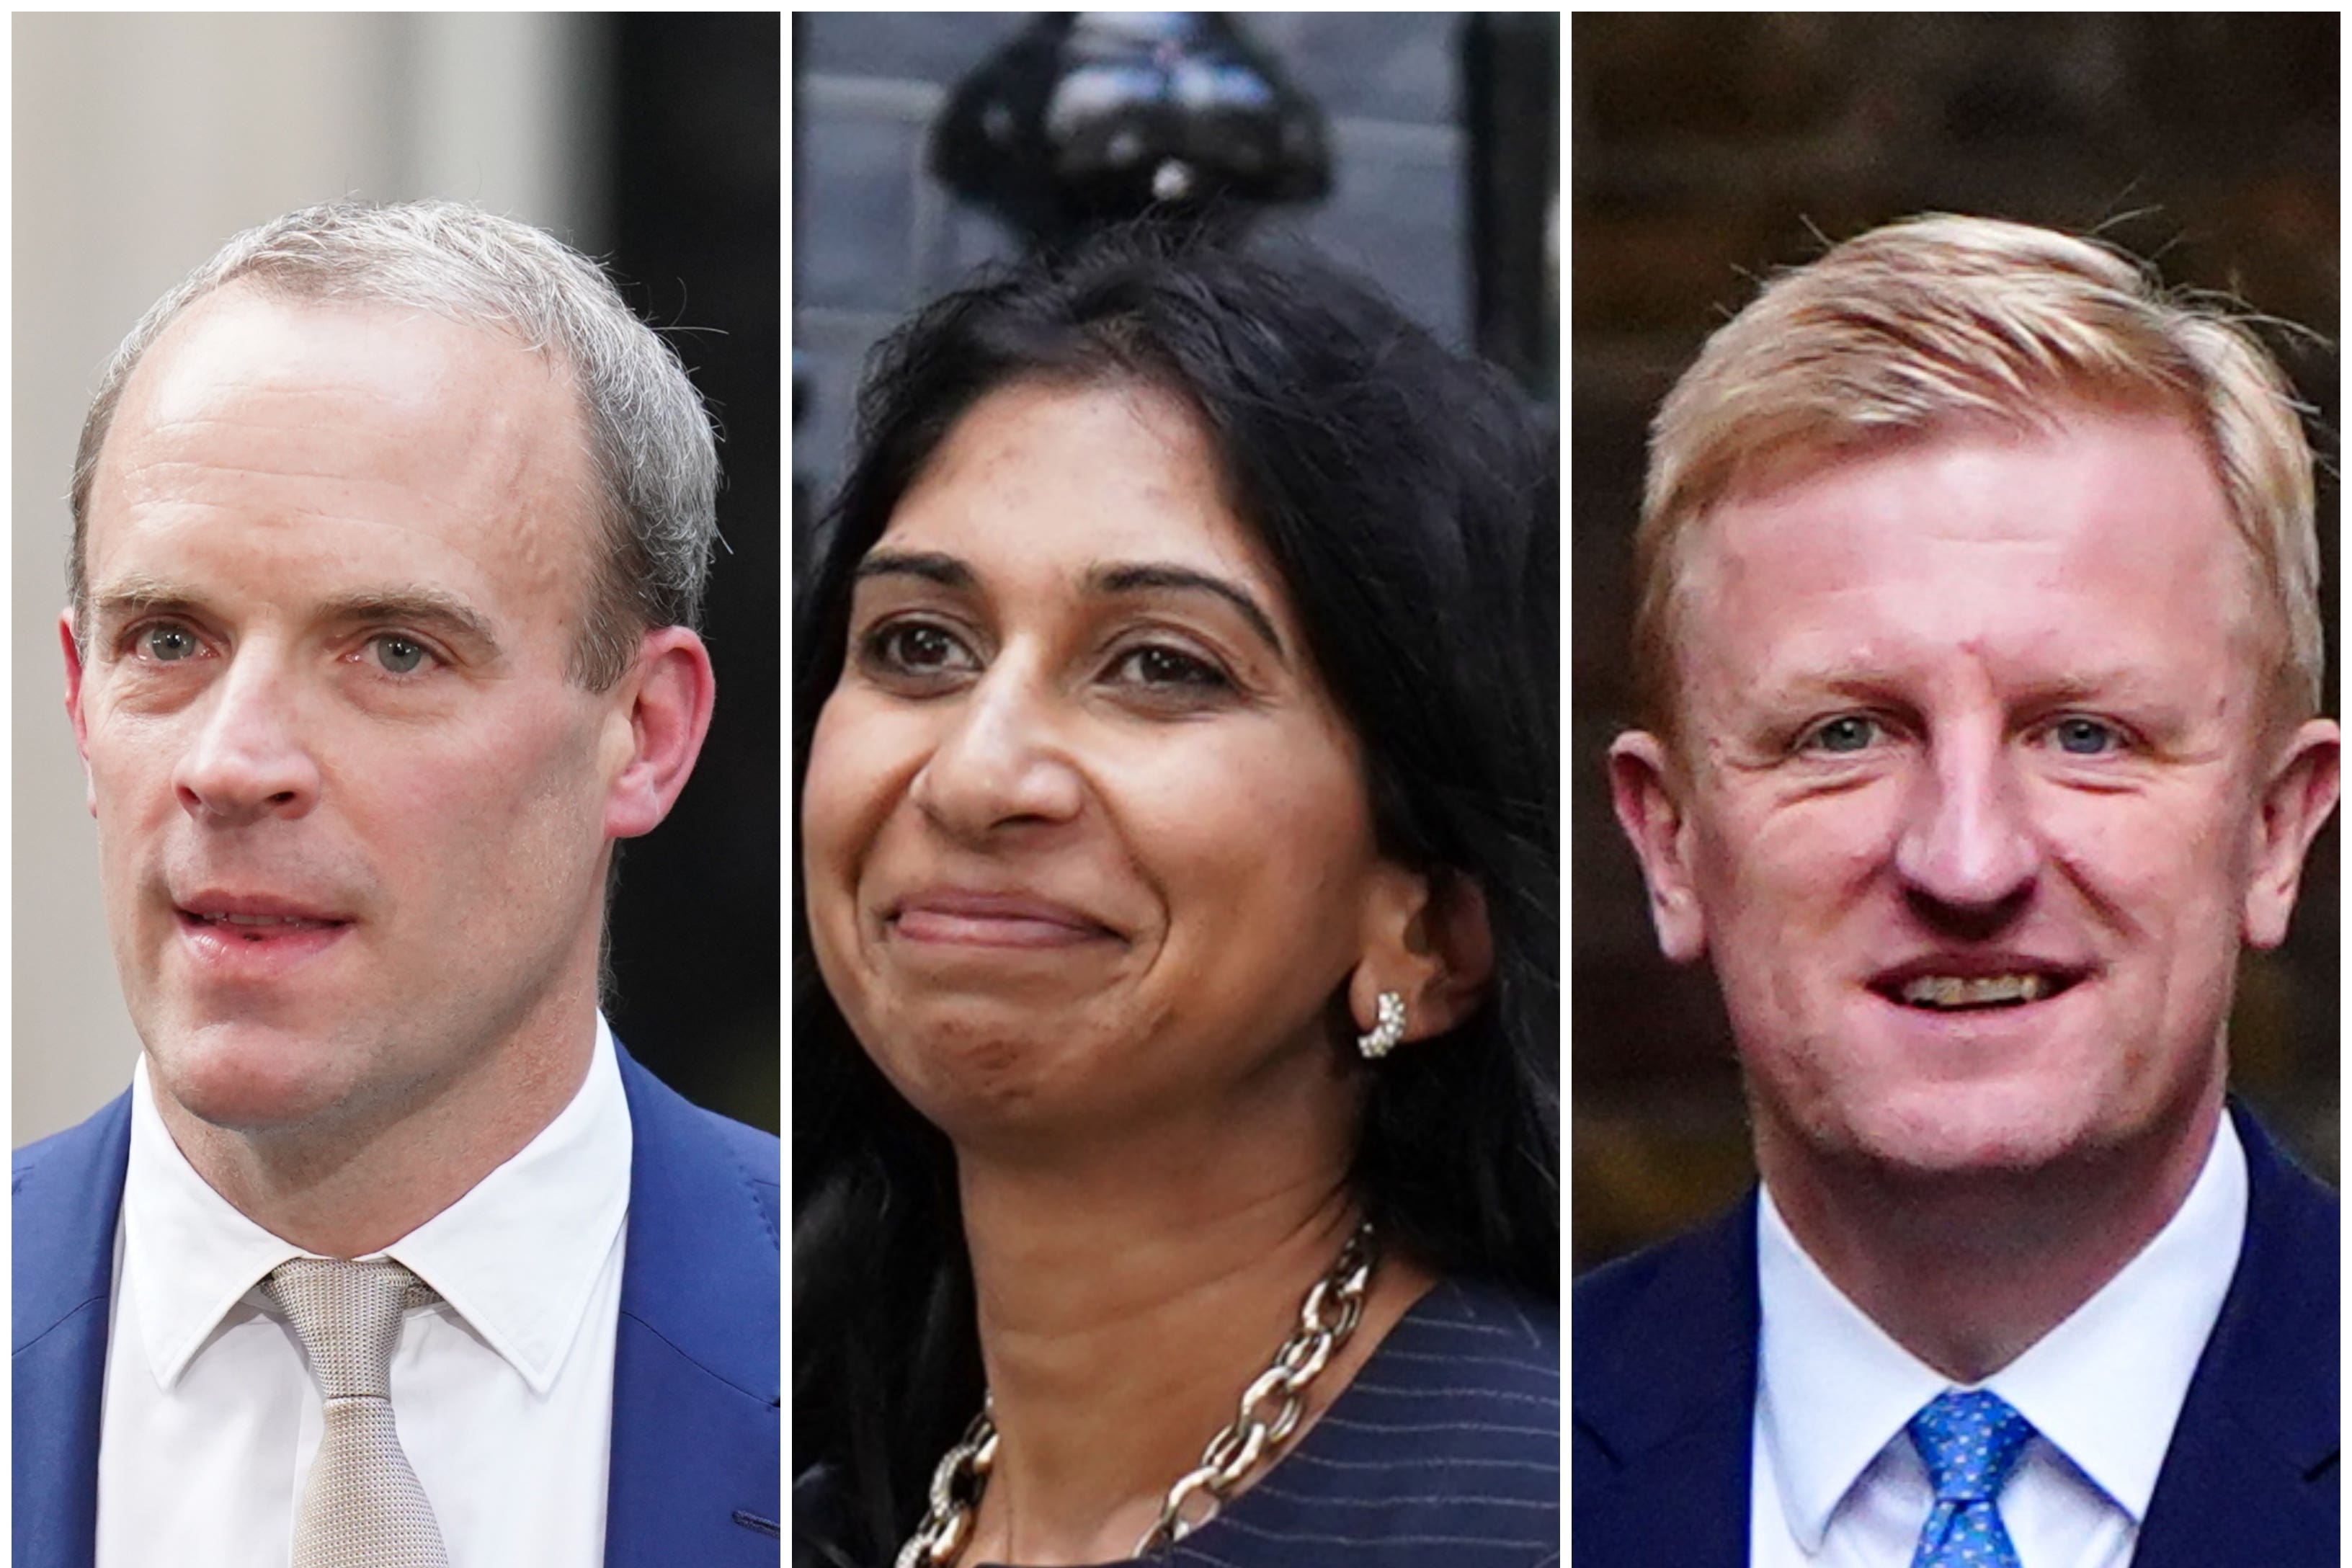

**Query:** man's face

left=68, top=285, right=634, bottom=1139
left=1611, top=406, right=2338, bottom=1180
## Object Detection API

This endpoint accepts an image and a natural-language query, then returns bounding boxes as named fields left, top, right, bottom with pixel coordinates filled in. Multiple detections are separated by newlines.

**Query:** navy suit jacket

left=1572, top=1103, right=2338, bottom=1564
left=12, top=1046, right=781, bottom=1568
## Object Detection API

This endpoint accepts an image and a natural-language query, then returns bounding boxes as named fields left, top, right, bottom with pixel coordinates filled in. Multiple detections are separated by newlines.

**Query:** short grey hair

left=69, top=198, right=719, bottom=689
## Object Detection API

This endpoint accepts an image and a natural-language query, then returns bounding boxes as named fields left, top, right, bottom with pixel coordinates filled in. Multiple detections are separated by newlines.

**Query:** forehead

left=84, top=285, right=598, bottom=621
left=1675, top=410, right=2266, bottom=711
left=878, top=378, right=1280, bottom=595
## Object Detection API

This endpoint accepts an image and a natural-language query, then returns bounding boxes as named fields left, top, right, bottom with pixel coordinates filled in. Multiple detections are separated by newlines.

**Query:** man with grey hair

left=1578, top=215, right=2337, bottom=1566
left=14, top=200, right=779, bottom=1567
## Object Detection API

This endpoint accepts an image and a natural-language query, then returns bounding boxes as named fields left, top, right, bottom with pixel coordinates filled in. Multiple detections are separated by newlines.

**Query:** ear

left=1348, top=865, right=1495, bottom=1052
left=1608, top=729, right=1707, bottom=963
left=2242, top=716, right=2340, bottom=949
left=602, top=626, right=718, bottom=840
left=60, top=610, right=95, bottom=814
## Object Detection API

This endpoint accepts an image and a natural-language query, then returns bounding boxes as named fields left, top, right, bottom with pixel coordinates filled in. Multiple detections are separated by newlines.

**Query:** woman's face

left=803, top=378, right=1397, bottom=1147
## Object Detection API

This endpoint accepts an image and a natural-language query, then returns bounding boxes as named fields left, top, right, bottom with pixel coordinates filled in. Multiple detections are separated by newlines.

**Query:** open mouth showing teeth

left=1888, top=973, right=2074, bottom=1010
left=184, top=911, right=344, bottom=940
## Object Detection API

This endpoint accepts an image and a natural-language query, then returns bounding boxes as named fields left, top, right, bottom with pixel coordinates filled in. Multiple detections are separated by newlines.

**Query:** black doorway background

left=599, top=13, right=782, bottom=1131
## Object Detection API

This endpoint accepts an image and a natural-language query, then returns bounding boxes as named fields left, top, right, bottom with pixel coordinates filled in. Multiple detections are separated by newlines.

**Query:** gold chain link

left=894, top=1222, right=1377, bottom=1567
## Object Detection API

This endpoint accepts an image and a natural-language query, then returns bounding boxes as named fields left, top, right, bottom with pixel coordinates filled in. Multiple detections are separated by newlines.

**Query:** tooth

left=1899, top=972, right=2052, bottom=1010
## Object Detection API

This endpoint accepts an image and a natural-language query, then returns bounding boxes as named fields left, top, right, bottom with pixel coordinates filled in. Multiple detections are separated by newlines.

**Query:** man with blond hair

left=1577, top=215, right=2338, bottom=1566
left=13, top=200, right=778, bottom=1567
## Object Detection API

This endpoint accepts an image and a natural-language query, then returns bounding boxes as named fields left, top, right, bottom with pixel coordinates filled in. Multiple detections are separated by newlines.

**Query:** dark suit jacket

left=1572, top=1102, right=2338, bottom=1565
left=12, top=1046, right=781, bottom=1568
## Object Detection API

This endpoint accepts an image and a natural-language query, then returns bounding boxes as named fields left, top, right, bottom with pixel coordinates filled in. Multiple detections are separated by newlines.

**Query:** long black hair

left=793, top=224, right=1557, bottom=1565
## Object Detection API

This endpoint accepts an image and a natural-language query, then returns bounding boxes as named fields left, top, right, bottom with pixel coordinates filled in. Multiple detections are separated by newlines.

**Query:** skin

left=801, top=379, right=1487, bottom=1565
left=67, top=283, right=715, bottom=1259
left=1611, top=406, right=2338, bottom=1381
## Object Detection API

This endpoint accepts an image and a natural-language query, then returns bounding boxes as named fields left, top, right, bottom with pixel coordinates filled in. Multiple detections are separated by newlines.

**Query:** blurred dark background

left=603, top=13, right=781, bottom=1132
left=1572, top=14, right=2339, bottom=1273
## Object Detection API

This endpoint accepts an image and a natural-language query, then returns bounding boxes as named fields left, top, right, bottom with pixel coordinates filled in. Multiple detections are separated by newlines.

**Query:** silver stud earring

left=1357, top=992, right=1407, bottom=1060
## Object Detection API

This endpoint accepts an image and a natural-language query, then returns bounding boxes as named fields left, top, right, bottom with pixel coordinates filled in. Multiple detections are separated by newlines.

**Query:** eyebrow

left=1087, top=561, right=1286, bottom=659
left=853, top=548, right=1288, bottom=659
left=89, top=575, right=502, bottom=656
left=854, top=549, right=972, bottom=589
left=317, top=589, right=502, bottom=655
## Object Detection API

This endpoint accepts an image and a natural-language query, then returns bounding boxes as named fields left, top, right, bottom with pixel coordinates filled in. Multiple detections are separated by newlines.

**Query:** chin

left=1827, top=1079, right=2129, bottom=1180
left=144, top=1015, right=367, bottom=1135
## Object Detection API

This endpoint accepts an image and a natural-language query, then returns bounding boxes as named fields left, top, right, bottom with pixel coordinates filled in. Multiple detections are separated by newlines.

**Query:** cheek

left=1695, top=790, right=1893, bottom=956
left=366, top=710, right=606, bottom=900
left=2037, top=788, right=2251, bottom=941
left=801, top=693, right=918, bottom=910
left=1116, top=726, right=1376, bottom=942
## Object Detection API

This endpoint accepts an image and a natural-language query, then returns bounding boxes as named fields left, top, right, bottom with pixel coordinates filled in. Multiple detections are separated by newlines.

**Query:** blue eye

left=144, top=625, right=200, bottom=662
left=1805, top=715, right=1879, bottom=754
left=2050, top=716, right=2122, bottom=755
left=373, top=635, right=429, bottom=674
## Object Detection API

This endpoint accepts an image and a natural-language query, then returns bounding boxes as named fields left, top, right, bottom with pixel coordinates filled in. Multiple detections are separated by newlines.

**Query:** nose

left=1892, top=726, right=2039, bottom=930
left=906, top=661, right=1084, bottom=841
left=172, top=651, right=321, bottom=825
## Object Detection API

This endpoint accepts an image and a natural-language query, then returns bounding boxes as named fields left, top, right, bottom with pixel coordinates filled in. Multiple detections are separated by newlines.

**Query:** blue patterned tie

left=1907, top=1390, right=2034, bottom=1568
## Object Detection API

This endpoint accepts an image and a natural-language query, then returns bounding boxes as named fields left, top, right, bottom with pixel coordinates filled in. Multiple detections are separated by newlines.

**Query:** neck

left=1760, top=1093, right=2224, bottom=1383
left=954, top=1116, right=1433, bottom=1567
left=152, top=984, right=600, bottom=1258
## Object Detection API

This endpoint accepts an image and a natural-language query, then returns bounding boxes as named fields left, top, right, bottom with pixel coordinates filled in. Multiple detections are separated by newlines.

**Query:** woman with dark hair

left=794, top=226, right=1559, bottom=1568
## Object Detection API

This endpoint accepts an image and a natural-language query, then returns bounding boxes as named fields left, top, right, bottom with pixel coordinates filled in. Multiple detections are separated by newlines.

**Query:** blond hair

left=1634, top=214, right=2322, bottom=733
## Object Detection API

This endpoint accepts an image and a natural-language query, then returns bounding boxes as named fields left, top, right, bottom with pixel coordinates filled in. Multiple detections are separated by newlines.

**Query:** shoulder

left=14, top=1092, right=133, bottom=1353
left=1355, top=1274, right=1556, bottom=1456
left=14, top=1093, right=132, bottom=1186
left=1182, top=1277, right=1560, bottom=1568
left=1572, top=1193, right=1755, bottom=1367
left=614, top=1045, right=779, bottom=1239
left=1571, top=1195, right=1758, bottom=1500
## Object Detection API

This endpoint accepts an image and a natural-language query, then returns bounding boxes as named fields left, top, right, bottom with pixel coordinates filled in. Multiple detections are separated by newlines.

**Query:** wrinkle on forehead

left=85, top=285, right=602, bottom=643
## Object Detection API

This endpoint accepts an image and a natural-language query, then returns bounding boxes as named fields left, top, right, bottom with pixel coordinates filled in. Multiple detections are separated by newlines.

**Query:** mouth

left=885, top=890, right=1120, bottom=950
left=1870, top=966, right=2087, bottom=1013
left=178, top=906, right=349, bottom=936
left=172, top=895, right=354, bottom=963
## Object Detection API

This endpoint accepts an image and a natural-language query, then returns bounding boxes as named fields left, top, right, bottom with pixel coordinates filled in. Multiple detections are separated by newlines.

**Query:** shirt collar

left=124, top=1015, right=633, bottom=1396
left=1755, top=1113, right=2245, bottom=1549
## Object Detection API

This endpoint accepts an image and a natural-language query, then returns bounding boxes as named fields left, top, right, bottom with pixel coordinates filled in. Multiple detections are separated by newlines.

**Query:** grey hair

left=68, top=197, right=719, bottom=690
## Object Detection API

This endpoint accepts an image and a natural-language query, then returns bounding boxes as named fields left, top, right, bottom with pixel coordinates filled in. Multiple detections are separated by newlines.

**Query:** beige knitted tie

left=262, top=1258, right=452, bottom=1568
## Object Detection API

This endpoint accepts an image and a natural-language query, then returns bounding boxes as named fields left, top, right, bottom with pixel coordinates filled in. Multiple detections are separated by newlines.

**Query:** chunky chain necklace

left=895, top=1221, right=1378, bottom=1568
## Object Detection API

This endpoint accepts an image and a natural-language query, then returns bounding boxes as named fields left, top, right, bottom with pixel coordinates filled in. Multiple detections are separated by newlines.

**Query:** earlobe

left=603, top=626, right=718, bottom=841
left=1350, top=869, right=1495, bottom=1054
left=1608, top=729, right=1706, bottom=963
left=2242, top=716, right=2340, bottom=949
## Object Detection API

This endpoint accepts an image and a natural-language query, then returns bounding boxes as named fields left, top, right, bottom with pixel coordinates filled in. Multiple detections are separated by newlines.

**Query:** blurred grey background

left=14, top=13, right=780, bottom=1144
left=793, top=12, right=1559, bottom=527
left=1571, top=14, right=2340, bottom=1272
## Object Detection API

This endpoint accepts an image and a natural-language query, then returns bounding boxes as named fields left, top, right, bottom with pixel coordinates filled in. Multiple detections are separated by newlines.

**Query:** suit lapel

left=2136, top=1103, right=2339, bottom=1567
left=12, top=1092, right=133, bottom=1568
left=1571, top=1193, right=1757, bottom=1568
left=603, top=1048, right=781, bottom=1567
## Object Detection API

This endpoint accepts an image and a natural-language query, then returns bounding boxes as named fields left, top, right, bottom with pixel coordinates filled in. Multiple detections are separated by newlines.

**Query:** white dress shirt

left=97, top=1016, right=633, bottom=1568
left=1750, top=1115, right=2246, bottom=1568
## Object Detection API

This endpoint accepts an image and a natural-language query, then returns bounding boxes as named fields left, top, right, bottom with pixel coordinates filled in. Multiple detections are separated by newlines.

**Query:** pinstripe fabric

left=799, top=1278, right=1559, bottom=1568
left=1136, top=1276, right=1561, bottom=1568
